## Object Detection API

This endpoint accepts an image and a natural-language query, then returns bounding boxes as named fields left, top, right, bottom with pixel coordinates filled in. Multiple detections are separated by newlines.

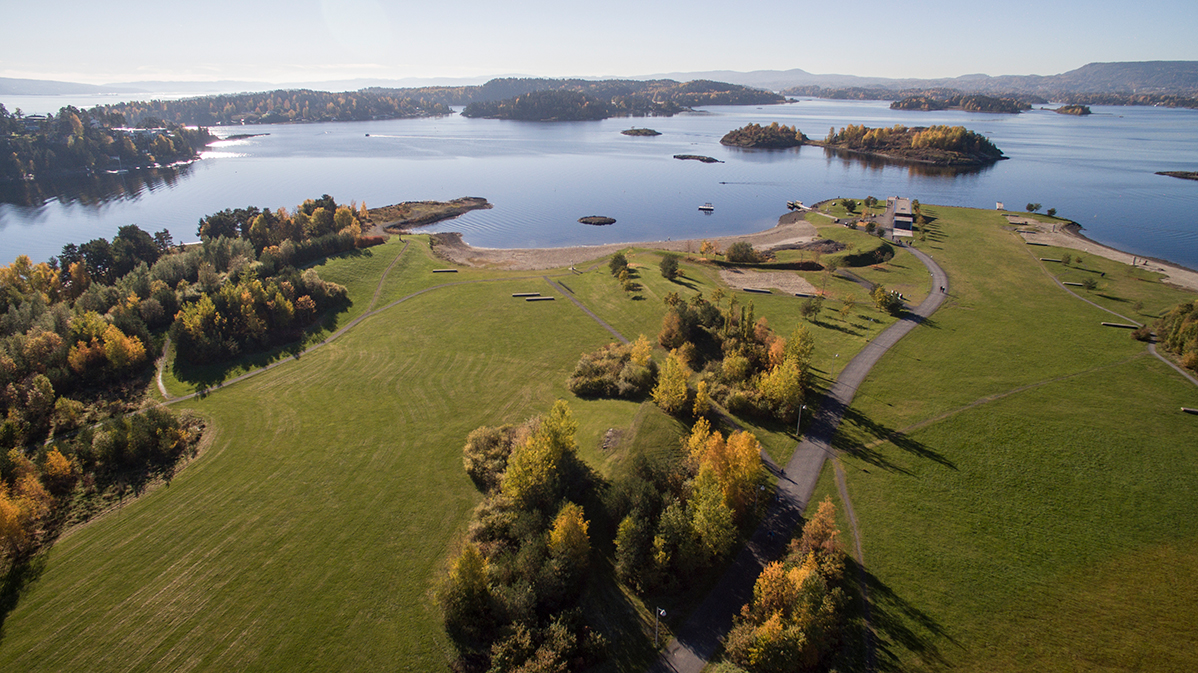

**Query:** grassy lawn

left=1031, top=244, right=1183, bottom=321
left=0, top=275, right=635, bottom=671
left=827, top=204, right=1198, bottom=671
left=9, top=199, right=1191, bottom=672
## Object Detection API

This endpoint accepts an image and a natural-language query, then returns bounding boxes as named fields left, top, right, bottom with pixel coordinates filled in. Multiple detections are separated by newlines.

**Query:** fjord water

left=2, top=99, right=1197, bottom=269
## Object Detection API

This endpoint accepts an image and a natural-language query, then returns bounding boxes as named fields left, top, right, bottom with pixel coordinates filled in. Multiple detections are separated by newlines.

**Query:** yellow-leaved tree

left=548, top=501, right=591, bottom=572
left=501, top=400, right=578, bottom=511
left=651, top=349, right=690, bottom=414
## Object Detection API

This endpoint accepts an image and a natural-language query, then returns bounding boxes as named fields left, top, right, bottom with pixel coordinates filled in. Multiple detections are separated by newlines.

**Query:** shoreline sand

left=1006, top=215, right=1198, bottom=292
left=397, top=208, right=1198, bottom=294
left=425, top=211, right=817, bottom=271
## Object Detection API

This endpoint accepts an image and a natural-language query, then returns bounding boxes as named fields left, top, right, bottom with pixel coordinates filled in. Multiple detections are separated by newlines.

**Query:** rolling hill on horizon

left=4, top=61, right=1197, bottom=99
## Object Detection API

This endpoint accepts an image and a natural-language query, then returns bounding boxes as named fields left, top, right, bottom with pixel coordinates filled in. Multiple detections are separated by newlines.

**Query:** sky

left=3, top=0, right=1197, bottom=85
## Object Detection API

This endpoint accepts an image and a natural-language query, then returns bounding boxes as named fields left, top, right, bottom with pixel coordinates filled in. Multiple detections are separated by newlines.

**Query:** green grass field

left=827, top=205, right=1198, bottom=671
left=0, top=249, right=640, bottom=671
left=4, top=203, right=1194, bottom=672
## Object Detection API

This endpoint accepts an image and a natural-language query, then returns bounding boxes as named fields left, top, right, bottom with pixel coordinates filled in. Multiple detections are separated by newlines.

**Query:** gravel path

left=651, top=243, right=948, bottom=672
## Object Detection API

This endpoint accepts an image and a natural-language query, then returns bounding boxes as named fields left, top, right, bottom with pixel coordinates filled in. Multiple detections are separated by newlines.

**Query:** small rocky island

left=622, top=128, right=661, bottom=136
left=579, top=216, right=616, bottom=225
left=1055, top=105, right=1092, bottom=116
left=720, top=122, right=806, bottom=148
left=812, top=124, right=1005, bottom=167
left=674, top=154, right=723, bottom=163
left=1157, top=171, right=1198, bottom=182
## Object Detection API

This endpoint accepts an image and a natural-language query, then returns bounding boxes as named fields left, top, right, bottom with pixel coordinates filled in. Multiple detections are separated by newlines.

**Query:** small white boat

left=698, top=202, right=715, bottom=212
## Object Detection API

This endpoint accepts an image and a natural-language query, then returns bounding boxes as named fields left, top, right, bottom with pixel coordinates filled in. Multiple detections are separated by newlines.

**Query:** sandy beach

left=396, top=207, right=1198, bottom=295
left=425, top=211, right=817, bottom=271
left=1007, top=215, right=1198, bottom=292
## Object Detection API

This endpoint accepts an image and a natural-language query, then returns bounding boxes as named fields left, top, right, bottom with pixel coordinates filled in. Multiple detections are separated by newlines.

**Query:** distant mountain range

left=646, top=61, right=1198, bottom=96
left=3, top=61, right=1196, bottom=98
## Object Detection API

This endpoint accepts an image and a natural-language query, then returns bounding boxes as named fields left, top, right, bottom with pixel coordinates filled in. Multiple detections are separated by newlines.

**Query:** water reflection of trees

left=722, top=145, right=804, bottom=164
left=0, top=163, right=195, bottom=207
left=822, top=147, right=993, bottom=179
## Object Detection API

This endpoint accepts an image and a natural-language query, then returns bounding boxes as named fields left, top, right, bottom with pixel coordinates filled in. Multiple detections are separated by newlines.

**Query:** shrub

left=660, top=254, right=680, bottom=280
left=726, top=241, right=760, bottom=264
left=609, top=251, right=628, bottom=276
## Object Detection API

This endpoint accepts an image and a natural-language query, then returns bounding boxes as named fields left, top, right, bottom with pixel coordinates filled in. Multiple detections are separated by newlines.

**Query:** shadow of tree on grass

left=834, top=407, right=957, bottom=473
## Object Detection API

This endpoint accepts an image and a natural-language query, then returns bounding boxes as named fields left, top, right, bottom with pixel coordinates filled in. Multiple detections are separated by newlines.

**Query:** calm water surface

left=2, top=99, right=1196, bottom=269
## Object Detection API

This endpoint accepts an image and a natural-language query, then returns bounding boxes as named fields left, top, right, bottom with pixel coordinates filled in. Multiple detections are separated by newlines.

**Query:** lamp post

left=655, top=607, right=667, bottom=647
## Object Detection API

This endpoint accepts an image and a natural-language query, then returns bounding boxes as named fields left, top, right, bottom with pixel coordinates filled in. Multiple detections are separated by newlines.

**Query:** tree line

left=1, top=193, right=371, bottom=456
left=1155, top=299, right=1198, bottom=373
left=1, top=104, right=214, bottom=181
left=890, top=93, right=1031, bottom=113
left=1, top=406, right=204, bottom=563
left=100, top=90, right=451, bottom=126
left=821, top=124, right=1004, bottom=165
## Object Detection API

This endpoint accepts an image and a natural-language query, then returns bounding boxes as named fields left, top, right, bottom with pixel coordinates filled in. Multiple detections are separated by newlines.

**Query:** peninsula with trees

left=0, top=104, right=215, bottom=182
left=814, top=123, right=1005, bottom=166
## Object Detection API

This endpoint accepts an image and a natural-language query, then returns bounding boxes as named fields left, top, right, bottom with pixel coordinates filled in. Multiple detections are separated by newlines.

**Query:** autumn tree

left=439, top=543, right=494, bottom=646
left=652, top=349, right=690, bottom=415
left=693, top=379, right=711, bottom=417
left=501, top=400, right=578, bottom=511
left=548, top=501, right=591, bottom=576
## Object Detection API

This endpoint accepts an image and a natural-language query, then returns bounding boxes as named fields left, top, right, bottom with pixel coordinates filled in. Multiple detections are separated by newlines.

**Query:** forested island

left=460, top=79, right=783, bottom=121
left=101, top=90, right=451, bottom=126
left=621, top=128, right=661, bottom=136
left=890, top=93, right=1031, bottom=113
left=720, top=122, right=806, bottom=148
left=0, top=104, right=214, bottom=181
left=1055, top=104, right=1092, bottom=115
left=815, top=124, right=1005, bottom=166
left=462, top=90, right=622, bottom=121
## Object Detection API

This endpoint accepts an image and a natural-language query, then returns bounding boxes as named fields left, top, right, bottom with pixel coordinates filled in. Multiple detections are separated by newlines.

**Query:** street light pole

left=655, top=607, right=666, bottom=647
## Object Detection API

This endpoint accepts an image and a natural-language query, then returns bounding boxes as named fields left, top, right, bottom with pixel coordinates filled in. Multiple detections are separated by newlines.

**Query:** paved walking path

left=651, top=243, right=948, bottom=673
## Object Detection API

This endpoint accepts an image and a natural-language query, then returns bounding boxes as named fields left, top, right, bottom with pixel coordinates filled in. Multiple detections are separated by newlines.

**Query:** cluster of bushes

left=655, top=291, right=812, bottom=423
left=611, top=419, right=764, bottom=595
left=1, top=104, right=214, bottom=181
left=0, top=406, right=203, bottom=559
left=442, top=401, right=606, bottom=671
left=870, top=285, right=905, bottom=316
left=171, top=267, right=346, bottom=363
left=566, top=335, right=658, bottom=399
left=446, top=397, right=772, bottom=668
left=1156, top=299, right=1198, bottom=372
left=608, top=251, right=639, bottom=294
left=721, top=498, right=849, bottom=672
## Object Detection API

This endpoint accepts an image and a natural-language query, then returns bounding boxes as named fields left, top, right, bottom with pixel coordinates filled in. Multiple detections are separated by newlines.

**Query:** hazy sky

left=4, top=0, right=1197, bottom=84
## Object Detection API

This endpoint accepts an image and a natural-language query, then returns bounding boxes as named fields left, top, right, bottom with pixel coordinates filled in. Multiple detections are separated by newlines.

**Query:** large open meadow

left=1, top=203, right=1194, bottom=672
